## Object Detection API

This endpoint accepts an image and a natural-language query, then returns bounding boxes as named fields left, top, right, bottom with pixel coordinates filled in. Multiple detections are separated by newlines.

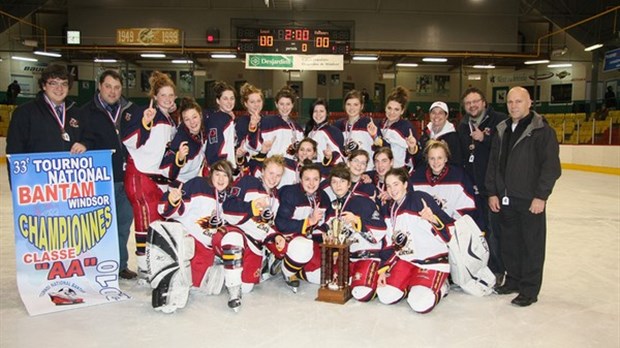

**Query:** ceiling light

left=140, top=53, right=166, bottom=58
left=12, top=56, right=37, bottom=62
left=524, top=59, right=550, bottom=65
left=584, top=43, right=603, bottom=52
left=352, top=55, right=378, bottom=61
left=34, top=50, right=62, bottom=58
left=94, top=58, right=118, bottom=63
left=468, top=74, right=482, bottom=81
left=473, top=64, right=495, bottom=69
left=547, top=63, right=572, bottom=68
left=422, top=57, right=447, bottom=62
left=171, top=59, right=193, bottom=64
left=211, top=53, right=237, bottom=59
left=396, top=63, right=418, bottom=67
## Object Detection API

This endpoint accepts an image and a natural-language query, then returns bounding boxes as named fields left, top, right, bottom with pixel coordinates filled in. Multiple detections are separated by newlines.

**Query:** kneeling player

left=275, top=163, right=332, bottom=292
left=377, top=168, right=454, bottom=314
left=325, top=164, right=387, bottom=301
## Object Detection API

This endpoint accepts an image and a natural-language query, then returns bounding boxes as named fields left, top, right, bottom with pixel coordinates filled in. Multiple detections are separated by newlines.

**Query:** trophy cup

left=316, top=209, right=353, bottom=304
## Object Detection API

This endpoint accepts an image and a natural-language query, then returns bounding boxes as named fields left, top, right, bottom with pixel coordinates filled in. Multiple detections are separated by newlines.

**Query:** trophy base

left=316, top=287, right=352, bottom=305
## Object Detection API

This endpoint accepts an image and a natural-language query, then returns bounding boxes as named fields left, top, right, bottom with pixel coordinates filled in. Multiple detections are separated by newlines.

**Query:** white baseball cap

left=429, top=101, right=449, bottom=114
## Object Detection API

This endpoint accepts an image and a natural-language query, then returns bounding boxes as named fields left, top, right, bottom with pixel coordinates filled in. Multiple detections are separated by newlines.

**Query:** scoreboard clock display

left=237, top=27, right=350, bottom=54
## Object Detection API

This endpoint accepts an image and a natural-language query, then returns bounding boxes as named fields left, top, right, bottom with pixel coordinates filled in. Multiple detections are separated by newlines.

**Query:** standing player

left=367, top=86, right=419, bottom=170
left=304, top=98, right=345, bottom=164
left=256, top=86, right=304, bottom=159
left=160, top=97, right=207, bottom=184
left=333, top=90, right=378, bottom=170
left=204, top=81, right=237, bottom=174
left=122, top=71, right=177, bottom=279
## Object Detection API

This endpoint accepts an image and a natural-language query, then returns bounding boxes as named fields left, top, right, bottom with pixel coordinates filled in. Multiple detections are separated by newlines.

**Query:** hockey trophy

left=316, top=209, right=353, bottom=304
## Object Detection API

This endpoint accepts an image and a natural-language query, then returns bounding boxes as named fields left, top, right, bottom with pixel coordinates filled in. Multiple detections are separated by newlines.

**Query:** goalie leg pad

left=147, top=221, right=195, bottom=313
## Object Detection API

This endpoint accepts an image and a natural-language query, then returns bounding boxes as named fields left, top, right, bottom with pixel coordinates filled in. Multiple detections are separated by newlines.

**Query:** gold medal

left=62, top=132, right=70, bottom=142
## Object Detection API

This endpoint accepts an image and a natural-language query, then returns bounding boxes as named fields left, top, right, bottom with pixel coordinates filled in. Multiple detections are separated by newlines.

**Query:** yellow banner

left=116, top=28, right=180, bottom=46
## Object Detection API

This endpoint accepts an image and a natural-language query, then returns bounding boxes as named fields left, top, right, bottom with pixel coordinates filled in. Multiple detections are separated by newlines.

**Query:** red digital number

left=285, top=29, right=292, bottom=40
left=302, top=29, right=310, bottom=41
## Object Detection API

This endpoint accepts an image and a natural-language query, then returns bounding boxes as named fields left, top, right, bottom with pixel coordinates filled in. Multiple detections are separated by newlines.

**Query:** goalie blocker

left=147, top=221, right=195, bottom=313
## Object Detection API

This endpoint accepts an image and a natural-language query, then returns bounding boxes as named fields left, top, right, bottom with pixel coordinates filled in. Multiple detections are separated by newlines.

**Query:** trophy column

left=316, top=241, right=352, bottom=304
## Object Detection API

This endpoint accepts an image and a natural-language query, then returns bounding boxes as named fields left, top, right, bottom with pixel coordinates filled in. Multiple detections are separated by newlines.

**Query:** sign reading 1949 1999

left=116, top=28, right=180, bottom=46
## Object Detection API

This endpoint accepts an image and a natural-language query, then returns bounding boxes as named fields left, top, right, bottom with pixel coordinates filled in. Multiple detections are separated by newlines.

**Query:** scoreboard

left=237, top=27, right=350, bottom=55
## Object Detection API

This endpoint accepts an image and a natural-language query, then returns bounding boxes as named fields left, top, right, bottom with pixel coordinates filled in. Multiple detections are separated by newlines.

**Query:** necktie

left=55, top=105, right=63, bottom=117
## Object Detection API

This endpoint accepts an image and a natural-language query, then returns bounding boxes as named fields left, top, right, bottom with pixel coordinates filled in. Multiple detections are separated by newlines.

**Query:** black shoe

left=511, top=294, right=538, bottom=307
left=120, top=269, right=138, bottom=280
left=495, top=284, right=518, bottom=295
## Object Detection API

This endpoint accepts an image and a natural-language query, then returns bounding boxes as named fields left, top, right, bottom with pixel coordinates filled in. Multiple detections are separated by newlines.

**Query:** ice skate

left=227, top=285, right=242, bottom=312
left=284, top=274, right=300, bottom=293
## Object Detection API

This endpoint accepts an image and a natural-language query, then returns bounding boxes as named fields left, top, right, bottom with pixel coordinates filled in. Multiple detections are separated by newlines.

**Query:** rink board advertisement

left=7, top=150, right=130, bottom=316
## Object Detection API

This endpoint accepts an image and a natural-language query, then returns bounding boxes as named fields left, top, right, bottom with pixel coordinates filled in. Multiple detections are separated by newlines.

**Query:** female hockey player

left=366, top=86, right=419, bottom=170
left=409, top=140, right=481, bottom=226
left=235, top=83, right=272, bottom=176
left=275, top=163, right=333, bottom=293
left=122, top=71, right=177, bottom=278
left=254, top=86, right=304, bottom=159
left=159, top=97, right=207, bottom=184
left=377, top=167, right=454, bottom=314
left=333, top=90, right=378, bottom=170
left=158, top=160, right=269, bottom=312
left=304, top=98, right=345, bottom=164
left=325, top=164, right=387, bottom=301
left=203, top=81, right=237, bottom=174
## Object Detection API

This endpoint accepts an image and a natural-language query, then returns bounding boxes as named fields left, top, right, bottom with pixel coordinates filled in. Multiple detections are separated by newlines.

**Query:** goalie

left=147, top=220, right=194, bottom=313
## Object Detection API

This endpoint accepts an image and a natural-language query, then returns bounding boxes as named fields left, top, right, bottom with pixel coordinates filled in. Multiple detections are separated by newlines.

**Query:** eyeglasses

left=47, top=81, right=69, bottom=88
left=464, top=99, right=482, bottom=106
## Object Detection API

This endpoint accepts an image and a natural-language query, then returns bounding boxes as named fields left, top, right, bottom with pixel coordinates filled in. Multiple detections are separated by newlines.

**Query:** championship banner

left=7, top=150, right=130, bottom=316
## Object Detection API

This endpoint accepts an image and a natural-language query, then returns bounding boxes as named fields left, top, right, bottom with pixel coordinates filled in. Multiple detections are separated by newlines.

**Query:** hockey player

left=158, top=160, right=268, bottom=311
left=235, top=83, right=272, bottom=176
left=343, top=149, right=376, bottom=200
left=304, top=98, right=345, bottom=164
left=203, top=81, right=237, bottom=174
left=122, top=71, right=177, bottom=279
left=366, top=86, right=419, bottom=170
left=221, top=155, right=285, bottom=311
left=325, top=164, right=387, bottom=301
left=254, top=86, right=304, bottom=159
left=160, top=97, right=207, bottom=184
left=364, top=147, right=395, bottom=208
left=410, top=140, right=482, bottom=226
left=275, top=163, right=333, bottom=292
left=378, top=167, right=454, bottom=314
left=333, top=90, right=378, bottom=170
left=275, top=137, right=333, bottom=188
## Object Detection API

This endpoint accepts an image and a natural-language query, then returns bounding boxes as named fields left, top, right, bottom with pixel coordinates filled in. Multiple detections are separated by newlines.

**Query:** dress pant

left=499, top=196, right=547, bottom=297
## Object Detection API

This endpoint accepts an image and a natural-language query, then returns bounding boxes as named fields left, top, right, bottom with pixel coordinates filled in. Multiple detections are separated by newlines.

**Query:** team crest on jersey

left=371, top=211, right=381, bottom=220
left=124, top=113, right=132, bottom=121
left=209, top=128, right=218, bottom=144
left=69, top=117, right=79, bottom=128
left=230, top=186, right=241, bottom=197
left=483, top=127, right=491, bottom=135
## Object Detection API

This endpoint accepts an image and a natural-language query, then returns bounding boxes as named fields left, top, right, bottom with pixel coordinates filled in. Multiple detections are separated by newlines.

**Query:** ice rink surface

left=1, top=166, right=618, bottom=348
